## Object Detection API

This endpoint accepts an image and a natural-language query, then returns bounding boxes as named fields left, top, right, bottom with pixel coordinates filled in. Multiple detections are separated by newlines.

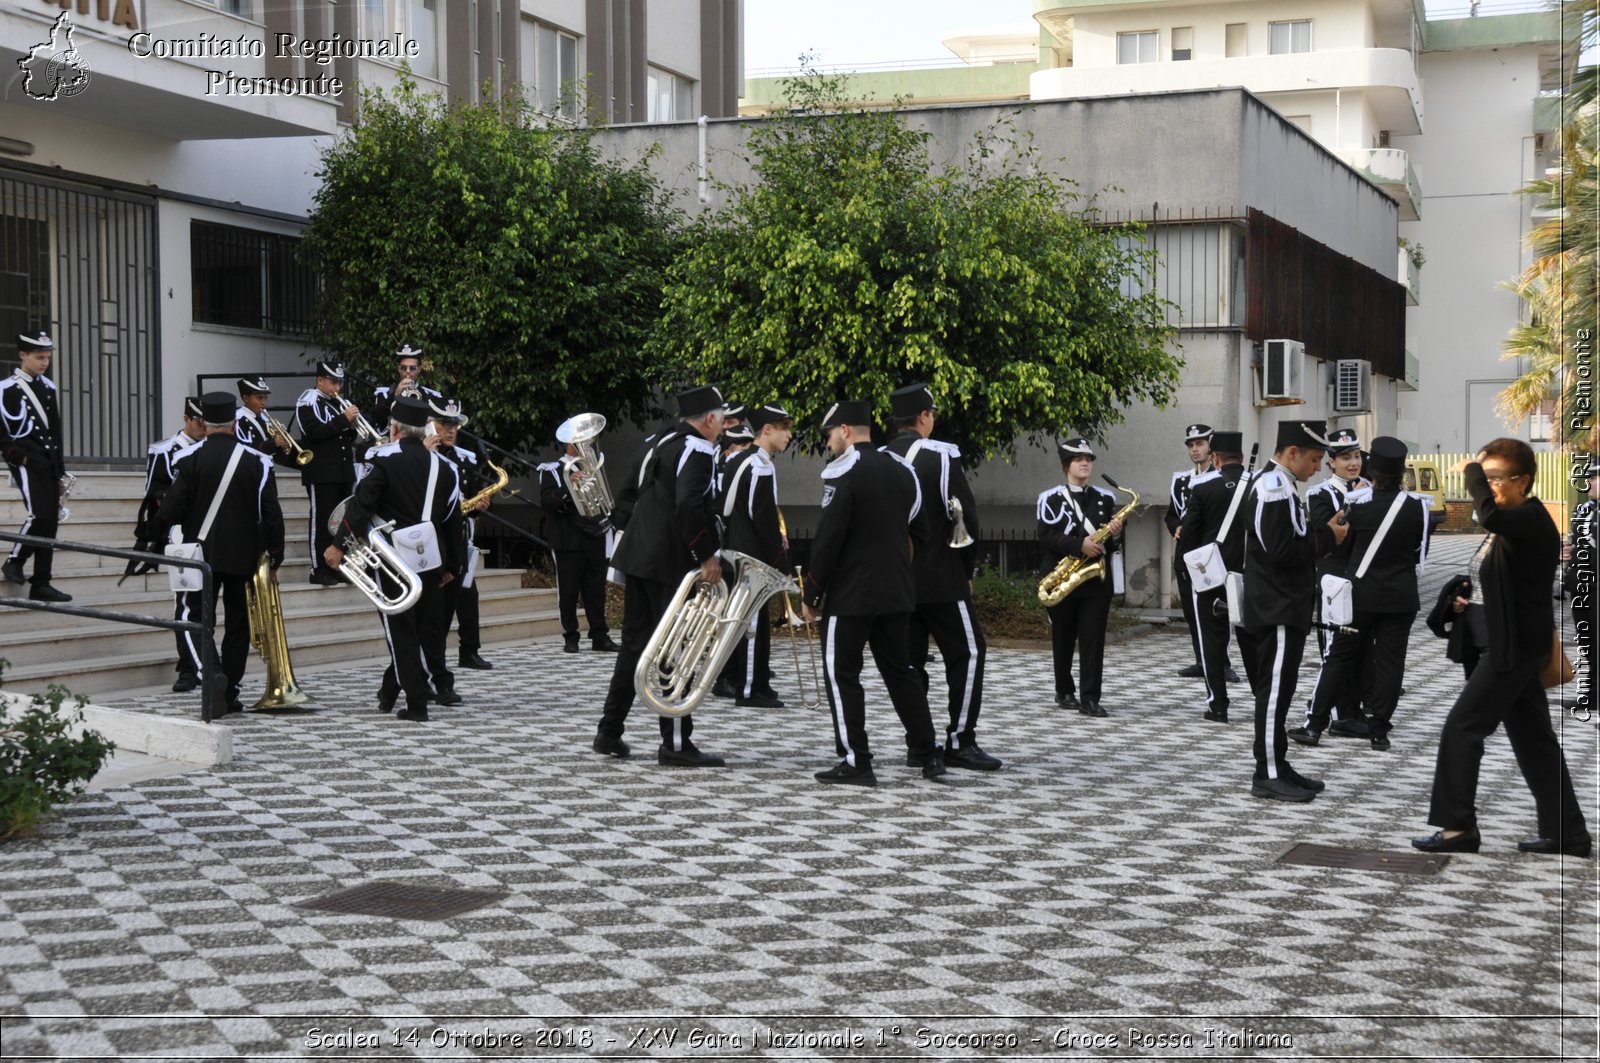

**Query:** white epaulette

left=1254, top=468, right=1292, bottom=501
left=172, top=438, right=203, bottom=463
left=369, top=441, right=402, bottom=459
left=1036, top=485, right=1067, bottom=521
left=457, top=448, right=479, bottom=465
left=373, top=386, right=392, bottom=400
left=682, top=435, right=715, bottom=457
left=917, top=438, right=961, bottom=460
left=1189, top=469, right=1220, bottom=487
left=821, top=447, right=860, bottom=480
left=296, top=388, right=320, bottom=406
left=1347, top=486, right=1375, bottom=506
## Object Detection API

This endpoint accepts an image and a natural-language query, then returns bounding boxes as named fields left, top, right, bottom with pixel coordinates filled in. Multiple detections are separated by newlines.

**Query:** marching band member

left=294, top=362, right=361, bottom=586
left=1037, top=438, right=1124, bottom=718
left=593, top=385, right=727, bottom=767
left=369, top=344, right=440, bottom=429
left=1301, top=426, right=1373, bottom=737
left=1241, top=420, right=1346, bottom=802
left=0, top=330, right=71, bottom=601
left=1168, top=424, right=1212, bottom=679
left=802, top=400, right=946, bottom=785
left=886, top=383, right=1000, bottom=771
left=144, top=397, right=207, bottom=693
left=428, top=396, right=496, bottom=671
left=716, top=403, right=792, bottom=708
left=1177, top=430, right=1253, bottom=724
left=234, top=376, right=296, bottom=465
left=325, top=396, right=464, bottom=722
left=157, top=392, right=285, bottom=715
left=538, top=434, right=618, bottom=655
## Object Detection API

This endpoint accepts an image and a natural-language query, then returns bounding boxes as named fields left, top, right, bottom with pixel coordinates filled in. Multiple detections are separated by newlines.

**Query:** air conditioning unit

left=1333, top=358, right=1373, bottom=413
left=1262, top=339, right=1305, bottom=401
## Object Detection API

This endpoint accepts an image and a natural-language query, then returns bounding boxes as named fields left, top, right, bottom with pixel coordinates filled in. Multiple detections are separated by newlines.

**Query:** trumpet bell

left=556, top=412, right=607, bottom=446
left=295, top=450, right=314, bottom=466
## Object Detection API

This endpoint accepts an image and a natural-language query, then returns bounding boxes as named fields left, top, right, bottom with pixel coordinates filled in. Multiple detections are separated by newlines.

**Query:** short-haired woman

left=1413, top=438, right=1590, bottom=856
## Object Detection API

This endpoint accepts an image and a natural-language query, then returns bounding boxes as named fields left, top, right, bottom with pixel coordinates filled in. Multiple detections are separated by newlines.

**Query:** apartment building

left=0, top=0, right=742, bottom=462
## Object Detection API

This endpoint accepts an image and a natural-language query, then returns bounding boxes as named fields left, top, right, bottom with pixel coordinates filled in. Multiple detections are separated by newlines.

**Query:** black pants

left=379, top=569, right=446, bottom=712
left=1307, top=611, right=1413, bottom=733
left=728, top=604, right=774, bottom=697
left=1048, top=591, right=1111, bottom=702
left=1249, top=624, right=1308, bottom=780
left=1427, top=648, right=1587, bottom=839
left=555, top=542, right=609, bottom=639
left=599, top=573, right=697, bottom=747
left=908, top=598, right=987, bottom=749
left=1174, top=556, right=1201, bottom=667
left=200, top=573, right=249, bottom=699
left=1193, top=585, right=1233, bottom=711
left=175, top=590, right=204, bottom=676
left=453, top=579, right=481, bottom=655
left=819, top=611, right=938, bottom=768
left=7, top=462, right=57, bottom=584
left=306, top=481, right=351, bottom=580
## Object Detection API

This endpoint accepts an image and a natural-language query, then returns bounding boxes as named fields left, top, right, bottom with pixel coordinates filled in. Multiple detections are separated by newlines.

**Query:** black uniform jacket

left=1036, top=482, right=1122, bottom=599
left=1307, top=476, right=1366, bottom=578
left=1463, top=462, right=1560, bottom=672
left=718, top=446, right=784, bottom=568
left=234, top=408, right=298, bottom=468
left=1178, top=462, right=1250, bottom=573
left=1164, top=468, right=1200, bottom=537
left=369, top=384, right=442, bottom=432
left=803, top=442, right=921, bottom=615
left=886, top=430, right=979, bottom=602
left=293, top=388, right=360, bottom=486
left=1241, top=461, right=1336, bottom=631
left=537, top=458, right=609, bottom=551
left=343, top=437, right=465, bottom=577
left=0, top=370, right=65, bottom=477
left=1331, top=486, right=1426, bottom=614
left=610, top=422, right=719, bottom=584
left=158, top=434, right=285, bottom=577
left=139, top=432, right=199, bottom=542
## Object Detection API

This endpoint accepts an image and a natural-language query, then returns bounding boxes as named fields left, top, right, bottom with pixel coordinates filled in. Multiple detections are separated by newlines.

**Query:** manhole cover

left=295, top=882, right=510, bottom=920
left=1279, top=843, right=1449, bottom=875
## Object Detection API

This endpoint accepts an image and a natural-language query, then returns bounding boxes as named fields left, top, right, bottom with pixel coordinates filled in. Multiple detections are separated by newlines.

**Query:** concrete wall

left=644, top=0, right=702, bottom=81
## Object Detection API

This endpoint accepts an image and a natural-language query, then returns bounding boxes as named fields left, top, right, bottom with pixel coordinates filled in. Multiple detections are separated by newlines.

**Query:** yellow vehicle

left=1403, top=459, right=1445, bottom=532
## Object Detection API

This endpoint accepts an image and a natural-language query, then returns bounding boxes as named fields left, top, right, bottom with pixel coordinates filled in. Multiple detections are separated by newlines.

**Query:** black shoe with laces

left=1177, top=663, right=1203, bottom=678
left=28, top=583, right=71, bottom=602
left=1, top=559, right=24, bottom=585
left=172, top=672, right=199, bottom=694
left=944, top=744, right=1002, bottom=771
left=591, top=634, right=621, bottom=652
left=815, top=760, right=876, bottom=786
left=458, top=650, right=493, bottom=670
left=658, top=742, right=726, bottom=768
left=592, top=733, right=631, bottom=758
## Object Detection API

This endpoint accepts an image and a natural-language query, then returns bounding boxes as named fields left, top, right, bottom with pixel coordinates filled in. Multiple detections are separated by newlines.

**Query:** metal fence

left=1415, top=451, right=1578, bottom=502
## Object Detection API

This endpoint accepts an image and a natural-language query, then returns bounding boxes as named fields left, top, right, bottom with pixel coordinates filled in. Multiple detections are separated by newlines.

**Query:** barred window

left=190, top=221, right=317, bottom=335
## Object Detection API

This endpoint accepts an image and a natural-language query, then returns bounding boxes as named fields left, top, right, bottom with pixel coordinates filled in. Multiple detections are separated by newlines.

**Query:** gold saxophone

left=1038, top=477, right=1140, bottom=607
left=463, top=457, right=510, bottom=512
left=245, top=552, right=311, bottom=708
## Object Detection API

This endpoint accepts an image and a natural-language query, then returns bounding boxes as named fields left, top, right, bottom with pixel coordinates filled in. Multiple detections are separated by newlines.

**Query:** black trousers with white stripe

left=599, top=573, right=698, bottom=747
left=306, top=481, right=351, bottom=580
left=1047, top=592, right=1111, bottom=703
left=908, top=598, right=986, bottom=749
left=7, top=462, right=57, bottom=584
left=1193, top=585, right=1232, bottom=712
left=728, top=608, right=774, bottom=698
left=174, top=590, right=204, bottom=676
left=1174, top=555, right=1202, bottom=667
left=820, top=611, right=939, bottom=768
left=378, top=569, right=444, bottom=712
left=1249, top=624, right=1308, bottom=780
left=452, top=579, right=481, bottom=655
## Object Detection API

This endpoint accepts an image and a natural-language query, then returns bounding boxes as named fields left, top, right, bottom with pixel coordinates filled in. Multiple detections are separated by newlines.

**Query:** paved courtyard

left=1, top=536, right=1595, bottom=1060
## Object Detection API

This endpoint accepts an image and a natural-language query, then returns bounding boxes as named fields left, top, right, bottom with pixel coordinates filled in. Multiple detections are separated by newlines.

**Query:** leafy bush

left=0, top=667, right=114, bottom=840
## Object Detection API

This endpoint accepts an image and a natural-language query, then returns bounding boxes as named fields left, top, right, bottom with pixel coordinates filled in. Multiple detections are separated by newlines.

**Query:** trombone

left=262, top=410, right=314, bottom=466
left=781, top=564, right=823, bottom=711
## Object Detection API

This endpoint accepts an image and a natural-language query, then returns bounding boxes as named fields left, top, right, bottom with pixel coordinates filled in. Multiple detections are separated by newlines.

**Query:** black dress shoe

left=1328, top=717, right=1372, bottom=738
left=1202, top=707, right=1229, bottom=723
left=904, top=749, right=947, bottom=778
left=171, top=672, right=199, bottom=694
left=1370, top=734, right=1391, bottom=751
left=736, top=691, right=785, bottom=708
left=220, top=700, right=245, bottom=716
left=944, top=744, right=1002, bottom=771
left=1, top=559, right=24, bottom=585
left=395, top=707, right=430, bottom=722
left=28, top=583, right=71, bottom=602
left=431, top=689, right=463, bottom=706
left=710, top=678, right=738, bottom=700
left=1282, top=766, right=1325, bottom=793
left=1517, top=834, right=1593, bottom=856
left=592, top=733, right=631, bottom=758
left=1251, top=777, right=1316, bottom=802
left=1056, top=693, right=1079, bottom=712
left=591, top=634, right=621, bottom=652
left=563, top=635, right=580, bottom=653
left=376, top=688, right=398, bottom=714
left=815, top=760, right=876, bottom=786
left=1225, top=666, right=1241, bottom=683
left=1412, top=828, right=1480, bottom=853
left=1287, top=726, right=1321, bottom=746
left=458, top=651, right=494, bottom=670
left=1078, top=699, right=1108, bottom=718
left=1177, top=663, right=1204, bottom=678
left=658, top=743, right=726, bottom=768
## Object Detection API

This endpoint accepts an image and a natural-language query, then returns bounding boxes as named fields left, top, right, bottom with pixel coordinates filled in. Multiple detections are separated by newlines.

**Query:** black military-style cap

left=1275, top=420, right=1329, bottom=451
left=748, top=403, right=792, bottom=431
left=17, top=330, right=52, bottom=353
left=1057, top=437, right=1096, bottom=461
left=1326, top=427, right=1361, bottom=456
left=889, top=383, right=937, bottom=419
left=238, top=375, right=271, bottom=396
left=391, top=396, right=430, bottom=428
left=396, top=343, right=424, bottom=362
left=316, top=361, right=345, bottom=380
left=200, top=392, right=237, bottom=424
left=183, top=396, right=204, bottom=420
left=722, top=422, right=756, bottom=443
left=1210, top=430, right=1244, bottom=453
left=1183, top=423, right=1214, bottom=443
left=722, top=401, right=747, bottom=421
left=821, top=400, right=872, bottom=430
left=427, top=396, right=468, bottom=427
left=1366, top=436, right=1408, bottom=477
left=676, top=385, right=726, bottom=420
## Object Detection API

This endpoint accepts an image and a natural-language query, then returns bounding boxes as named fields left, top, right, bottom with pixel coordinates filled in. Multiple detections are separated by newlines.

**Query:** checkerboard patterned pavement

left=2, top=535, right=1594, bottom=1059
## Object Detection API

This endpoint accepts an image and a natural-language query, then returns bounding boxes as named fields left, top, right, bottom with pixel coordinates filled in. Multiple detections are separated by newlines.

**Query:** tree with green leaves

left=301, top=78, right=678, bottom=454
left=646, top=71, right=1180, bottom=465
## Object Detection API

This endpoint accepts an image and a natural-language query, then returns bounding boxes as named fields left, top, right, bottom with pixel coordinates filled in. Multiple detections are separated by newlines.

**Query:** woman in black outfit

left=1413, top=438, right=1590, bottom=856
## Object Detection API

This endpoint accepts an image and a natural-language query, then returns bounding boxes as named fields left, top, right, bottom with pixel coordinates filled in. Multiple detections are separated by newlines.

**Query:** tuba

left=326, top=498, right=424, bottom=615
left=555, top=412, right=613, bottom=518
left=245, top=552, right=312, bottom=708
left=1038, top=476, right=1141, bottom=607
left=635, top=550, right=797, bottom=717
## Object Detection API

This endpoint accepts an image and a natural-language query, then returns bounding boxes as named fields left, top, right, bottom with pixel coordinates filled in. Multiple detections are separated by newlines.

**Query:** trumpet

left=262, top=410, right=314, bottom=466
left=555, top=412, right=613, bottom=519
left=325, top=497, right=423, bottom=615
left=335, top=395, right=386, bottom=448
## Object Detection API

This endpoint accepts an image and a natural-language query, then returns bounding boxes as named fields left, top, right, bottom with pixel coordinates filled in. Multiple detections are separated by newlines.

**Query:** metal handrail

left=0, top=532, right=220, bottom=723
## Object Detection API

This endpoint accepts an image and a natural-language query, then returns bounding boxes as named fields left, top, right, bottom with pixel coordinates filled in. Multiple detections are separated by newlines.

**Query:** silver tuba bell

left=556, top=412, right=614, bottom=519
left=57, top=472, right=77, bottom=523
left=326, top=497, right=423, bottom=615
left=635, top=550, right=797, bottom=718
left=946, top=496, right=974, bottom=549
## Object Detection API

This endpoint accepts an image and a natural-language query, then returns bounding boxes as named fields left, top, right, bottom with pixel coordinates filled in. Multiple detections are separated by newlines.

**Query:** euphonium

left=245, top=551, right=311, bottom=708
left=326, top=498, right=424, bottom=615
left=555, top=412, right=613, bottom=518
left=463, top=457, right=510, bottom=512
left=635, top=550, right=797, bottom=718
left=262, top=410, right=314, bottom=466
left=1038, top=476, right=1141, bottom=607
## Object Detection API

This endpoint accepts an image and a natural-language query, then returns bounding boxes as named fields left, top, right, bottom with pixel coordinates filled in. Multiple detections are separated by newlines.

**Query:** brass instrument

left=262, top=410, right=314, bottom=466
left=635, top=550, right=797, bottom=717
left=555, top=412, right=614, bottom=518
left=1038, top=476, right=1141, bottom=606
left=245, top=551, right=311, bottom=708
left=947, top=496, right=974, bottom=549
left=781, top=564, right=823, bottom=711
left=326, top=498, right=424, bottom=615
left=462, top=457, right=510, bottom=513
left=57, top=472, right=77, bottom=523
left=335, top=395, right=386, bottom=448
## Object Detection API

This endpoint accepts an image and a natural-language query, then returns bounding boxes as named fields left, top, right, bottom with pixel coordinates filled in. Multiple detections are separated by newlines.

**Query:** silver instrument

left=947, top=496, right=974, bottom=549
left=555, top=412, right=614, bottom=518
left=325, top=498, right=423, bottom=615
left=335, top=395, right=386, bottom=448
left=635, top=550, right=797, bottom=718
left=57, top=472, right=77, bottom=523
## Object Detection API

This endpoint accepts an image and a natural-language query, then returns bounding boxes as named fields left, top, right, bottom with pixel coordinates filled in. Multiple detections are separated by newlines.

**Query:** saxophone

left=463, top=457, right=510, bottom=512
left=1038, top=476, right=1140, bottom=606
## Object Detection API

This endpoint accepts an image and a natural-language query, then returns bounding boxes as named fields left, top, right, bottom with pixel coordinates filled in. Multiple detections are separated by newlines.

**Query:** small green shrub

left=0, top=662, right=114, bottom=840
